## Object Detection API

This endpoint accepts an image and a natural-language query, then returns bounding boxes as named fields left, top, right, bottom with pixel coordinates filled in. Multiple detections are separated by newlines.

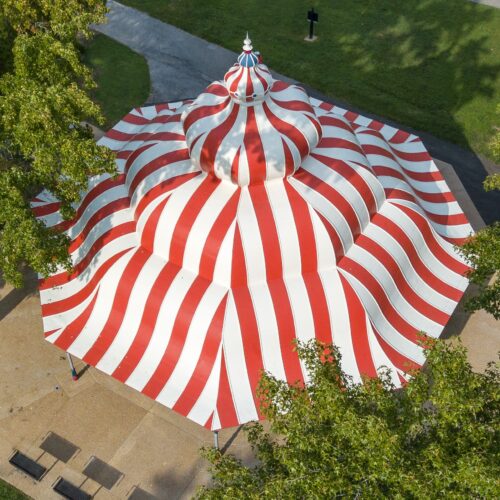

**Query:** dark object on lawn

left=53, top=477, right=92, bottom=500
left=307, top=8, right=319, bottom=40
left=9, top=450, right=46, bottom=480
left=40, top=432, right=79, bottom=463
left=83, top=456, right=123, bottom=490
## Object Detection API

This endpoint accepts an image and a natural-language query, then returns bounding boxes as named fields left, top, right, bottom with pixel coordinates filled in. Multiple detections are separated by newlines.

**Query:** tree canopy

left=199, top=340, right=499, bottom=499
left=458, top=172, right=500, bottom=320
left=0, top=0, right=116, bottom=286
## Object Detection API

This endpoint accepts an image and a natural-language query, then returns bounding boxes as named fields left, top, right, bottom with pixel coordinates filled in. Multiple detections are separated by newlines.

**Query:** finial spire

left=243, top=33, right=252, bottom=52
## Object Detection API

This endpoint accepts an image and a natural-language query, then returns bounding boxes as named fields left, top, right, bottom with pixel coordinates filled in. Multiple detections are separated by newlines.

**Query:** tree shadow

left=292, top=0, right=500, bottom=224
left=0, top=270, right=39, bottom=321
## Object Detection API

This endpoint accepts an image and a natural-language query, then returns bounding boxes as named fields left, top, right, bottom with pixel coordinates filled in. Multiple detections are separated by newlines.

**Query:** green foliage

left=199, top=340, right=499, bottom=499
left=460, top=222, right=500, bottom=320
left=0, top=478, right=29, bottom=500
left=0, top=0, right=116, bottom=286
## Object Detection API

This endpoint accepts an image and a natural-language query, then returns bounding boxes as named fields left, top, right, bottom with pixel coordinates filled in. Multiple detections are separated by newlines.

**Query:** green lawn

left=120, top=0, right=500, bottom=159
left=83, top=34, right=150, bottom=128
left=0, top=478, right=30, bottom=499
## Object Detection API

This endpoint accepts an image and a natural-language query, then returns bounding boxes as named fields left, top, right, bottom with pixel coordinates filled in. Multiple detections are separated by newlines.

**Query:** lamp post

left=306, top=8, right=319, bottom=41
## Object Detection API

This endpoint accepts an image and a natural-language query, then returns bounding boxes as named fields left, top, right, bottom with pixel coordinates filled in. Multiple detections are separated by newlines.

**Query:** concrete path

left=94, top=1, right=500, bottom=226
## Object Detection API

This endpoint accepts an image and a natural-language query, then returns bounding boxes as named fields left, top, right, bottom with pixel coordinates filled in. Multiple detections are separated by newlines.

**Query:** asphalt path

left=95, top=0, right=500, bottom=225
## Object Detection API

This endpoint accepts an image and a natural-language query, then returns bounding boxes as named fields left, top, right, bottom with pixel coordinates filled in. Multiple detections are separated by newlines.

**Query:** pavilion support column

left=213, top=431, right=219, bottom=450
left=66, top=352, right=78, bottom=381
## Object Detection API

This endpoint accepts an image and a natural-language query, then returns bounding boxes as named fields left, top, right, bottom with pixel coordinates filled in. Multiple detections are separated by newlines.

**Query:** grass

left=0, top=478, right=30, bottom=499
left=120, top=0, right=500, bottom=159
left=83, top=34, right=150, bottom=128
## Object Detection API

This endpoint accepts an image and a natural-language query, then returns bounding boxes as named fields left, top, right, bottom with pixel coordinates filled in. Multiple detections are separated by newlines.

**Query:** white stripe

left=249, top=282, right=287, bottom=380
left=186, top=345, right=223, bottom=427
left=266, top=181, right=302, bottom=276
left=222, top=293, right=259, bottom=423
left=319, top=267, right=361, bottom=382
left=237, top=187, right=267, bottom=284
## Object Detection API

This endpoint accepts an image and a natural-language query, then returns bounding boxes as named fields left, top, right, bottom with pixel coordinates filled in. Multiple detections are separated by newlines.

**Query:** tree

left=0, top=0, right=116, bottom=286
left=458, top=171, right=500, bottom=320
left=199, top=340, right=499, bottom=499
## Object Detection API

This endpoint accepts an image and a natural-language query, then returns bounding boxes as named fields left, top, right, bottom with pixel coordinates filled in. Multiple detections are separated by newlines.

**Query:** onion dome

left=182, top=36, right=321, bottom=186
left=33, top=37, right=473, bottom=431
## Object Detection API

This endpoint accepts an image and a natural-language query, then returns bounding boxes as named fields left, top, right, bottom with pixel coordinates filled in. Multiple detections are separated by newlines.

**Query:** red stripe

left=385, top=189, right=468, bottom=225
left=112, top=262, right=180, bottom=382
left=54, top=290, right=100, bottom=351
left=315, top=210, right=344, bottom=260
left=41, top=249, right=131, bottom=316
left=268, top=279, right=303, bottom=385
left=183, top=98, right=230, bottom=132
left=318, top=114, right=353, bottom=132
left=169, top=176, right=219, bottom=266
left=199, top=190, right=240, bottom=281
left=105, top=129, right=184, bottom=143
left=390, top=130, right=411, bottom=144
left=232, top=224, right=264, bottom=415
left=141, top=195, right=171, bottom=253
left=285, top=182, right=333, bottom=343
left=249, top=184, right=282, bottom=280
left=200, top=104, right=240, bottom=172
left=249, top=185, right=302, bottom=384
left=317, top=137, right=365, bottom=156
left=142, top=276, right=211, bottom=399
left=244, top=106, right=266, bottom=182
left=216, top=351, right=240, bottom=428
left=69, top=197, right=130, bottom=252
left=129, top=148, right=190, bottom=198
left=173, top=295, right=228, bottom=416
left=32, top=201, right=61, bottom=217
left=83, top=248, right=151, bottom=366
left=340, top=274, right=378, bottom=378
left=271, top=97, right=314, bottom=113
left=135, top=172, right=200, bottom=221
left=263, top=102, right=310, bottom=158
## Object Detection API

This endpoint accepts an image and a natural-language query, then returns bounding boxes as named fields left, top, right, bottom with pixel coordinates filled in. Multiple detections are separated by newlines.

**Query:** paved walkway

left=95, top=1, right=500, bottom=226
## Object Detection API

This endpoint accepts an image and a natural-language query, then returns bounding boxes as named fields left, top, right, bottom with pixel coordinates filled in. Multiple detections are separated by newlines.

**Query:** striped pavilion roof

left=33, top=38, right=472, bottom=430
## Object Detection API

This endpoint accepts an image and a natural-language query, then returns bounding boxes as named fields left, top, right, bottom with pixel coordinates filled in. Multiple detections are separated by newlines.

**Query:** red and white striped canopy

left=34, top=38, right=472, bottom=430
